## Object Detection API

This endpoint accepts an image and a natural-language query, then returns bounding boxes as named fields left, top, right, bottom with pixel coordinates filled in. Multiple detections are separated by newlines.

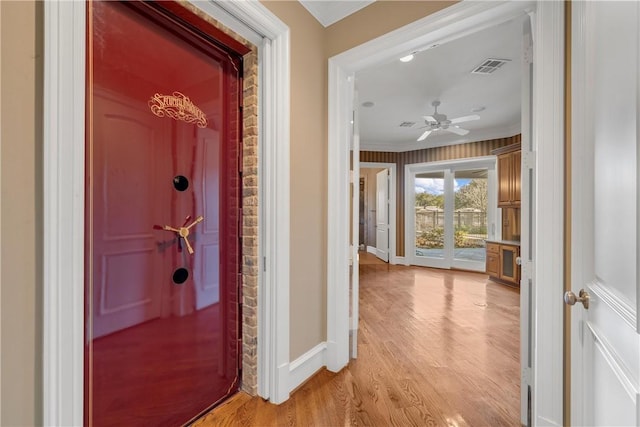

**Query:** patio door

left=408, top=158, right=496, bottom=271
left=85, top=2, right=244, bottom=425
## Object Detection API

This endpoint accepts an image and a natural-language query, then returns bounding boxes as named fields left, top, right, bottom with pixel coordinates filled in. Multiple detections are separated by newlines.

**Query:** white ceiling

left=298, top=0, right=376, bottom=27
left=356, top=15, right=524, bottom=152
left=297, top=1, right=524, bottom=153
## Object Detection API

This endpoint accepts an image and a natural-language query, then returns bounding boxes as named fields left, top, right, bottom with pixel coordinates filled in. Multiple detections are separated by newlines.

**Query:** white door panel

left=571, top=1, right=640, bottom=425
left=92, top=92, right=168, bottom=338
left=193, top=128, right=221, bottom=310
left=375, top=169, right=389, bottom=262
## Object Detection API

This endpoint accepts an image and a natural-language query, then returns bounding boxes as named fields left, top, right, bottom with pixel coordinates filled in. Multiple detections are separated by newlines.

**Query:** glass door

left=414, top=170, right=448, bottom=268
left=452, top=169, right=489, bottom=270
left=409, top=158, right=496, bottom=271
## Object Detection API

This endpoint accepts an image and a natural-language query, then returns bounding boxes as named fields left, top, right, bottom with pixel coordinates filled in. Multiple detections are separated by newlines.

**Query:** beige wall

left=262, top=0, right=454, bottom=361
left=0, top=1, right=43, bottom=425
left=326, top=1, right=457, bottom=57
left=260, top=1, right=328, bottom=360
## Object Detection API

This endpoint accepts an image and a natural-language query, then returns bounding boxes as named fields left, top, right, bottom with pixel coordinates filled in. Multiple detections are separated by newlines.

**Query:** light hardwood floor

left=196, top=252, right=521, bottom=426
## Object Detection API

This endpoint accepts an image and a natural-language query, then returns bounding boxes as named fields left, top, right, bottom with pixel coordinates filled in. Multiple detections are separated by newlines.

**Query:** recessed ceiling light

left=361, top=101, right=375, bottom=108
left=471, top=106, right=486, bottom=113
left=399, top=54, right=414, bottom=63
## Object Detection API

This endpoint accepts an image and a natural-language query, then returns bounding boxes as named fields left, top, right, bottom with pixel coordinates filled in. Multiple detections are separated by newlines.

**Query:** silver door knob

left=564, top=289, right=590, bottom=309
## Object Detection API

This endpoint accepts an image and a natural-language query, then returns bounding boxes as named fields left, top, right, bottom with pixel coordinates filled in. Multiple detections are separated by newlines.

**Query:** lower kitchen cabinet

left=485, top=241, right=520, bottom=286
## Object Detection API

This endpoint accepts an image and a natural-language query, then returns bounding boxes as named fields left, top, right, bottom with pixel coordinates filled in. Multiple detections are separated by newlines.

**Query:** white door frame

left=43, top=1, right=290, bottom=424
left=328, top=1, right=565, bottom=424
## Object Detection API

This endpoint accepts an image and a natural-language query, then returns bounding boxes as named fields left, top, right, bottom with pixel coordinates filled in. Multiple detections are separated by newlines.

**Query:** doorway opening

left=331, top=2, right=566, bottom=425
left=45, top=0, right=292, bottom=423
left=360, top=162, right=398, bottom=264
left=359, top=167, right=392, bottom=262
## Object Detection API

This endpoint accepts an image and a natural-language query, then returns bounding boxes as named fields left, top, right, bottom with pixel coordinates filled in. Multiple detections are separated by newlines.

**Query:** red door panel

left=91, top=91, right=170, bottom=338
left=86, top=2, right=242, bottom=425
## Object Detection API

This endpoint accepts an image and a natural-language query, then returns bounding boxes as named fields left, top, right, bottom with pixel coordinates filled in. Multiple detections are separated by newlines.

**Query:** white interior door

left=375, top=169, right=390, bottom=262
left=519, top=14, right=533, bottom=425
left=570, top=2, right=640, bottom=425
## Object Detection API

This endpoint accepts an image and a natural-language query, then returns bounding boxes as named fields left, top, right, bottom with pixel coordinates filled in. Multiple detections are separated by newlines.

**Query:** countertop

left=485, top=239, right=521, bottom=246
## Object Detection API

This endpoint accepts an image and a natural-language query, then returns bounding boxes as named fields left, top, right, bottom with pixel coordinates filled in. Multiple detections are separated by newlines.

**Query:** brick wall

left=241, top=51, right=259, bottom=395
left=179, top=1, right=259, bottom=395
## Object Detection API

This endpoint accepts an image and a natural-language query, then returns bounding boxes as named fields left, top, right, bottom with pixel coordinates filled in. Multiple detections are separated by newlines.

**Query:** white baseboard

left=392, top=256, right=410, bottom=266
left=288, top=342, right=327, bottom=393
left=366, top=245, right=376, bottom=254
left=271, top=362, right=290, bottom=404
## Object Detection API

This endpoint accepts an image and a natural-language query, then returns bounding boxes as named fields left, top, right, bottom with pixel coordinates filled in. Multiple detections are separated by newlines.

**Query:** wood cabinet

left=502, top=207, right=520, bottom=241
left=486, top=242, right=500, bottom=277
left=495, top=144, right=521, bottom=208
left=486, top=241, right=520, bottom=286
left=499, top=244, right=520, bottom=284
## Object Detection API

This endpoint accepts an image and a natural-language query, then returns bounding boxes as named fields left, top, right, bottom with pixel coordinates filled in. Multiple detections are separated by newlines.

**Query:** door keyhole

left=172, top=268, right=189, bottom=284
left=173, top=175, right=189, bottom=191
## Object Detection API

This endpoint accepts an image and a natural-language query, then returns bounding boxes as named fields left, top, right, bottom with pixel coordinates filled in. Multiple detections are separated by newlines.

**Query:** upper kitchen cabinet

left=494, top=143, right=521, bottom=208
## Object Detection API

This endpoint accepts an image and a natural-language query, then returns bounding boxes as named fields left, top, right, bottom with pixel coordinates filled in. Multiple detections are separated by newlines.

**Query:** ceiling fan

left=417, top=100, right=480, bottom=141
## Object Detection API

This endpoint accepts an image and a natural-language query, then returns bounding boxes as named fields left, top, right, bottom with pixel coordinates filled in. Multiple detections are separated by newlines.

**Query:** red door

left=85, top=2, right=244, bottom=425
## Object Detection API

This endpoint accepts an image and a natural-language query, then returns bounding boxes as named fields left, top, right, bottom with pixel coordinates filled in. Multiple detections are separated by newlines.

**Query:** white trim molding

left=531, top=2, right=564, bottom=425
left=569, top=5, right=591, bottom=425
left=0, top=1, right=3, bottom=418
left=327, top=0, right=564, bottom=424
left=392, top=256, right=410, bottom=266
left=288, top=342, right=327, bottom=393
left=215, top=0, right=292, bottom=405
left=43, top=1, right=291, bottom=424
left=43, top=2, right=86, bottom=425
left=327, top=61, right=353, bottom=371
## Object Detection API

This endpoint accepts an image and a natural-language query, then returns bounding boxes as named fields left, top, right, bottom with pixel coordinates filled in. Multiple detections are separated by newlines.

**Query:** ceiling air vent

left=399, top=121, right=416, bottom=128
left=471, top=58, right=510, bottom=75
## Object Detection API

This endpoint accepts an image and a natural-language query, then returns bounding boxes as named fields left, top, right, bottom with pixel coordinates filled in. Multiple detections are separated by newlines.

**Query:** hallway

left=199, top=255, right=520, bottom=426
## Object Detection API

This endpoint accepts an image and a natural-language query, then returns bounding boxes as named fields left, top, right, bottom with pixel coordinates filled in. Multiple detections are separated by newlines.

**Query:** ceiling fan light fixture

left=415, top=101, right=480, bottom=141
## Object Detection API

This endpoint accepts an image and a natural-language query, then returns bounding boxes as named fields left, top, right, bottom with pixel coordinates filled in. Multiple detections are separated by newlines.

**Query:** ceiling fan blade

left=444, top=126, right=469, bottom=136
left=450, top=114, right=480, bottom=124
left=423, top=115, right=436, bottom=122
left=417, top=129, right=432, bottom=141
